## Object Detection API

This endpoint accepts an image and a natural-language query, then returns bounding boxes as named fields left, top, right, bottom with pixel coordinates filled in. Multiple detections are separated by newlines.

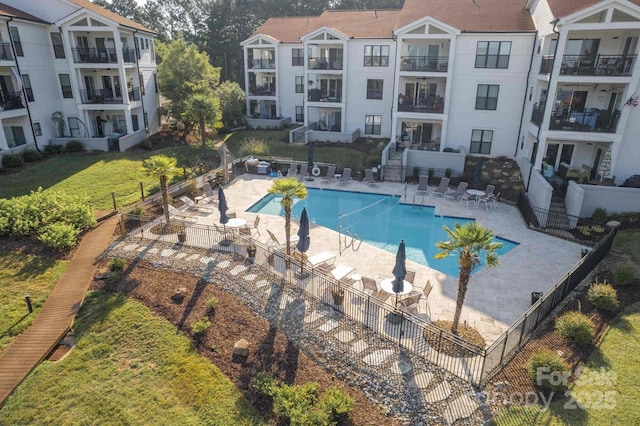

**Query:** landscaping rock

left=170, top=287, right=187, bottom=304
left=233, top=339, right=249, bottom=357
left=94, top=268, right=110, bottom=280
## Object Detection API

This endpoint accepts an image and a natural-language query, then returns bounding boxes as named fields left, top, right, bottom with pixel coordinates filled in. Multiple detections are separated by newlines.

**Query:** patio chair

left=431, top=177, right=450, bottom=197
left=338, top=168, right=352, bottom=184
left=478, top=191, right=500, bottom=209
left=321, top=165, right=336, bottom=183
left=167, top=204, right=198, bottom=222
left=361, top=276, right=378, bottom=295
left=364, top=168, right=376, bottom=185
left=287, top=164, right=298, bottom=177
left=405, top=269, right=416, bottom=284
left=375, top=290, right=390, bottom=303
left=459, top=191, right=475, bottom=208
left=399, top=292, right=422, bottom=314
left=195, top=183, right=217, bottom=205
left=444, top=181, right=468, bottom=201
left=242, top=215, right=261, bottom=237
left=297, top=164, right=309, bottom=181
left=266, top=229, right=299, bottom=249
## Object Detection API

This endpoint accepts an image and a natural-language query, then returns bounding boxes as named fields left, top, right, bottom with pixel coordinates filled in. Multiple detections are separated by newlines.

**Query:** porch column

left=243, top=45, right=250, bottom=117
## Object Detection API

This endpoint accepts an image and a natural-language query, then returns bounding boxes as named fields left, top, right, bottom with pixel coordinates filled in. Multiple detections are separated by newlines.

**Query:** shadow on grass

left=71, top=291, right=127, bottom=339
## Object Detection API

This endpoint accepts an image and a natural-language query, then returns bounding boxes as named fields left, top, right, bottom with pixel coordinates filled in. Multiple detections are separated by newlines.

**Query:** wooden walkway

left=0, top=217, right=117, bottom=406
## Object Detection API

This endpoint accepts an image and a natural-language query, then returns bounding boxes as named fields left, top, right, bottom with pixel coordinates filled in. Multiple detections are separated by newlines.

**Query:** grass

left=0, top=292, right=263, bottom=426
left=0, top=144, right=218, bottom=210
left=0, top=251, right=67, bottom=354
left=613, top=229, right=640, bottom=263
left=491, top=302, right=640, bottom=426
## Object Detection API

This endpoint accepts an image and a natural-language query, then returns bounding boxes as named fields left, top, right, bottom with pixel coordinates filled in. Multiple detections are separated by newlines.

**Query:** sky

left=134, top=0, right=146, bottom=6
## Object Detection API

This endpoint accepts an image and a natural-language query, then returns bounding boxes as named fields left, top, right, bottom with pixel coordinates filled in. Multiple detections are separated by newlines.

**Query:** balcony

left=127, top=87, right=141, bottom=102
left=308, top=89, right=341, bottom=103
left=400, top=56, right=449, bottom=72
left=73, top=48, right=118, bottom=63
left=540, top=54, right=636, bottom=76
left=531, top=103, right=545, bottom=125
left=248, top=58, right=275, bottom=69
left=248, top=85, right=276, bottom=96
left=122, top=48, right=136, bottom=63
left=308, top=58, right=343, bottom=70
left=397, top=96, right=444, bottom=113
left=549, top=107, right=620, bottom=133
left=0, top=91, right=24, bottom=111
left=79, top=89, right=125, bottom=104
left=0, top=42, right=13, bottom=61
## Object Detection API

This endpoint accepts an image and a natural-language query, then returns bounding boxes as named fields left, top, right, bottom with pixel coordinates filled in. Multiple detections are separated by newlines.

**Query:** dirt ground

left=92, top=262, right=400, bottom=426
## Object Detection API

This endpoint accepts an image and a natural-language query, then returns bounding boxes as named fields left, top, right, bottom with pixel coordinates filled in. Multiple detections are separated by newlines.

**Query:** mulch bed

left=424, top=320, right=487, bottom=358
left=92, top=263, right=400, bottom=426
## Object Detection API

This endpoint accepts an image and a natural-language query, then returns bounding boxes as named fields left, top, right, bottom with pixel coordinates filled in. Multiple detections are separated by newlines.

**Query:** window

left=475, top=41, right=511, bottom=69
left=292, top=48, right=303, bottom=66
left=364, top=45, right=389, bottom=67
left=144, top=112, right=149, bottom=133
left=150, top=40, right=155, bottom=61
left=59, top=74, right=73, bottom=98
left=33, top=122, right=42, bottom=136
left=4, top=126, right=26, bottom=147
left=132, top=114, right=139, bottom=132
left=22, top=74, right=34, bottom=102
left=9, top=27, right=23, bottom=57
left=50, top=33, right=65, bottom=58
left=68, top=117, right=80, bottom=137
left=475, top=84, right=499, bottom=110
left=295, top=106, right=304, bottom=122
left=153, top=73, right=158, bottom=93
left=295, top=76, right=304, bottom=93
left=470, top=129, right=493, bottom=154
left=139, top=73, right=145, bottom=95
left=366, top=79, right=383, bottom=99
left=365, top=115, right=382, bottom=135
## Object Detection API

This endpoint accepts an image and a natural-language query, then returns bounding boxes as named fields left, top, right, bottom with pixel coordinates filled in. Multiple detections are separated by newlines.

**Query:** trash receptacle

left=108, top=133, right=120, bottom=151
left=531, top=292, right=543, bottom=305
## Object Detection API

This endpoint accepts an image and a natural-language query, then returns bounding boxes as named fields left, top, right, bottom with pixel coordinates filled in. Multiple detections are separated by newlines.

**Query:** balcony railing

left=308, top=89, right=341, bottom=102
left=531, top=103, right=545, bottom=125
left=0, top=42, right=13, bottom=61
left=249, top=58, right=275, bottom=69
left=400, top=56, right=449, bottom=72
left=549, top=107, right=620, bottom=133
left=122, top=48, right=136, bottom=63
left=0, top=91, right=24, bottom=111
left=248, top=85, right=276, bottom=96
left=127, top=87, right=141, bottom=102
left=79, top=89, right=125, bottom=104
left=397, top=96, right=444, bottom=113
left=308, top=58, right=343, bottom=70
left=539, top=55, right=554, bottom=74
left=561, top=54, right=636, bottom=76
left=72, top=48, right=118, bottom=63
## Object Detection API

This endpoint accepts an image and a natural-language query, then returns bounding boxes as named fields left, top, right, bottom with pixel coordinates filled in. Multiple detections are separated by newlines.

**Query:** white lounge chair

left=444, top=182, right=468, bottom=201
left=167, top=204, right=198, bottom=221
left=179, top=195, right=214, bottom=213
left=338, top=168, right=352, bottom=184
left=321, top=165, right=336, bottom=183
left=266, top=229, right=299, bottom=249
left=330, top=264, right=355, bottom=281
left=432, top=177, right=450, bottom=197
left=298, top=164, right=308, bottom=181
left=364, top=168, right=376, bottom=185
left=287, top=164, right=298, bottom=177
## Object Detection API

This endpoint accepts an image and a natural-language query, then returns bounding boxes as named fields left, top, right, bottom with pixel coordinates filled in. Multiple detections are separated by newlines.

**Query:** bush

left=613, top=263, right=637, bottom=286
left=109, top=258, right=126, bottom=272
left=587, top=281, right=619, bottom=312
left=206, top=297, right=219, bottom=312
left=191, top=318, right=211, bottom=336
left=251, top=371, right=279, bottom=396
left=320, top=387, right=354, bottom=420
left=65, top=140, right=84, bottom=152
left=591, top=207, right=608, bottom=223
left=239, top=137, right=270, bottom=157
left=555, top=311, right=595, bottom=346
left=21, top=149, right=43, bottom=162
left=37, top=222, right=79, bottom=250
left=2, top=153, right=24, bottom=169
left=130, top=206, right=145, bottom=216
left=527, top=349, right=570, bottom=391
left=138, top=139, right=152, bottom=150
left=43, top=145, right=63, bottom=156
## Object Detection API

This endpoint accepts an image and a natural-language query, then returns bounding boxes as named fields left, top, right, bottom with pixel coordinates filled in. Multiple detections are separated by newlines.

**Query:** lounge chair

left=306, top=251, right=337, bottom=268
left=364, top=168, right=376, bottom=185
left=416, top=175, right=429, bottom=195
left=298, top=164, right=309, bottom=181
left=196, top=183, right=217, bottom=205
left=179, top=195, right=214, bottom=213
left=432, top=177, right=450, bottom=197
left=329, top=264, right=355, bottom=281
left=338, top=168, right=352, bottom=184
left=321, top=165, right=336, bottom=183
left=167, top=204, right=199, bottom=222
left=266, top=229, right=299, bottom=249
left=444, top=182, right=468, bottom=201
left=287, top=164, right=298, bottom=177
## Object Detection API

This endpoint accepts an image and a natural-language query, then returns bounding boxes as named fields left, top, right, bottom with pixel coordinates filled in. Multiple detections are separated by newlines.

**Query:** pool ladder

left=412, top=191, right=428, bottom=209
left=341, top=230, right=362, bottom=253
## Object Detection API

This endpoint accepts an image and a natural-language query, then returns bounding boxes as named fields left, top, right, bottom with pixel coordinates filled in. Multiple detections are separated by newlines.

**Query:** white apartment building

left=242, top=0, right=640, bottom=187
left=0, top=0, right=159, bottom=157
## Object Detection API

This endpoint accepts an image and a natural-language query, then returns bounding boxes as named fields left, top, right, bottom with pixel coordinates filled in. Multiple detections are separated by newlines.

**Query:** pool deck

left=194, top=175, right=585, bottom=345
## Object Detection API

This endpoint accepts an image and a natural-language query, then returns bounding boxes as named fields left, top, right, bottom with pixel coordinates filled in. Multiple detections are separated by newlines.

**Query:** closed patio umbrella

left=218, top=186, right=229, bottom=225
left=392, top=239, right=407, bottom=308
left=296, top=208, right=311, bottom=276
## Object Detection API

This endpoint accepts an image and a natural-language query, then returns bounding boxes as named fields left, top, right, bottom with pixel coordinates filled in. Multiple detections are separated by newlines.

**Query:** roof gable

left=64, top=0, right=154, bottom=33
left=551, top=0, right=640, bottom=24
left=395, top=15, right=461, bottom=36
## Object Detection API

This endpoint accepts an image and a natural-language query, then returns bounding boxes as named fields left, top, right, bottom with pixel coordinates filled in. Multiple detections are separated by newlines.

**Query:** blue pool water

left=247, top=188, right=518, bottom=277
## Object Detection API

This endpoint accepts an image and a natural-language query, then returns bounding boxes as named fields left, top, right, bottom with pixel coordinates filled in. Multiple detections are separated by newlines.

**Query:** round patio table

left=380, top=278, right=413, bottom=296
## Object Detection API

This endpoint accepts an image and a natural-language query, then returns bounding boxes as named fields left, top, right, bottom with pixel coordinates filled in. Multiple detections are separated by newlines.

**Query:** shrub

left=527, top=349, right=570, bottom=392
left=65, top=140, right=84, bottom=152
left=320, top=387, right=354, bottom=420
left=206, top=297, right=219, bottom=311
left=555, top=311, right=595, bottom=346
left=591, top=207, right=608, bottom=223
left=251, top=371, right=279, bottom=396
left=37, top=222, right=79, bottom=250
left=587, top=281, right=619, bottom=312
left=184, top=180, right=198, bottom=198
left=613, top=263, right=637, bottom=286
left=43, top=145, right=63, bottom=156
left=191, top=318, right=211, bottom=336
left=21, top=149, right=43, bottom=162
left=239, top=137, right=270, bottom=157
left=131, top=206, right=145, bottom=216
left=109, top=258, right=126, bottom=272
left=138, top=139, right=152, bottom=149
left=2, top=153, right=24, bottom=169
left=445, top=168, right=452, bottom=178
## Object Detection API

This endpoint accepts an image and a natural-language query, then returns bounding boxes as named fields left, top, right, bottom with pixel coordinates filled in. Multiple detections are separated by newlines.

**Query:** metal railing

left=400, top=56, right=449, bottom=72
left=560, top=54, right=636, bottom=76
left=72, top=48, right=118, bottom=63
left=0, top=91, right=24, bottom=111
left=530, top=103, right=544, bottom=126
left=127, top=87, right=141, bottom=102
left=0, top=42, right=13, bottom=60
left=248, top=85, right=276, bottom=96
left=548, top=107, right=620, bottom=133
left=398, top=97, right=444, bottom=113
left=539, top=55, right=554, bottom=74
left=79, top=89, right=124, bottom=104
left=249, top=58, right=275, bottom=69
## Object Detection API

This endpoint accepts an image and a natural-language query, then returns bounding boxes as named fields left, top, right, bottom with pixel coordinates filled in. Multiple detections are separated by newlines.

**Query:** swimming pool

left=246, top=188, right=518, bottom=277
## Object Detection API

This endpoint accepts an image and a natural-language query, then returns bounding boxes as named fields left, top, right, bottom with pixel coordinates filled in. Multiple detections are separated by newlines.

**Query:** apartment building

left=242, top=0, right=640, bottom=186
left=0, top=0, right=159, bottom=157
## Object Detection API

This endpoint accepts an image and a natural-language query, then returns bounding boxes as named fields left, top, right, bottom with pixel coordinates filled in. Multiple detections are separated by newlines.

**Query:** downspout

left=6, top=17, right=40, bottom=152
left=514, top=30, right=537, bottom=157
left=526, top=19, right=560, bottom=189
left=133, top=29, right=148, bottom=135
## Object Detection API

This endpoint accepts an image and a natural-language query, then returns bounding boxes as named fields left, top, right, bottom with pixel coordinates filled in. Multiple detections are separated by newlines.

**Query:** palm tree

left=267, top=177, right=308, bottom=256
left=435, top=222, right=502, bottom=335
left=142, top=155, right=182, bottom=221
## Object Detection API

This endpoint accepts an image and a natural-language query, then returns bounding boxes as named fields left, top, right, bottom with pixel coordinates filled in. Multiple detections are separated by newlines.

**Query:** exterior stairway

left=383, top=157, right=403, bottom=182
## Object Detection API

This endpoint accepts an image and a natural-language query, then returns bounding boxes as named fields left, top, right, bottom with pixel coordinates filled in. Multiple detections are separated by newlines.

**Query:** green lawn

left=613, top=228, right=640, bottom=263
left=0, top=251, right=67, bottom=354
left=0, top=292, right=263, bottom=426
left=492, top=302, right=640, bottom=426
